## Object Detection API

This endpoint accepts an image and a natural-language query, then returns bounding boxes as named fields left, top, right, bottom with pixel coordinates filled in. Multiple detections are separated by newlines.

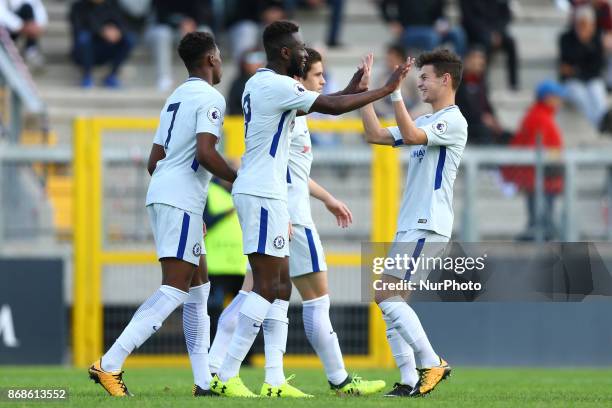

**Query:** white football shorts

left=383, top=229, right=449, bottom=281
left=147, top=203, right=205, bottom=266
left=289, top=223, right=327, bottom=277
left=233, top=193, right=290, bottom=258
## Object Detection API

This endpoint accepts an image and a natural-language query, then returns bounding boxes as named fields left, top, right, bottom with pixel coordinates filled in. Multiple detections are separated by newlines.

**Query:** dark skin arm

left=196, top=133, right=237, bottom=183
left=297, top=62, right=368, bottom=116
left=147, top=143, right=165, bottom=176
left=309, top=63, right=409, bottom=115
left=328, top=67, right=366, bottom=96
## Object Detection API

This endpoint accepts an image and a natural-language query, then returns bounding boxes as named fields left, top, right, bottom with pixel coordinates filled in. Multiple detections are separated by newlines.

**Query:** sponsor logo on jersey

left=193, top=242, right=202, bottom=256
left=412, top=147, right=426, bottom=162
left=273, top=236, right=285, bottom=249
left=302, top=145, right=311, bottom=153
left=294, top=83, right=306, bottom=95
left=432, top=120, right=448, bottom=135
left=418, top=218, right=428, bottom=224
left=207, top=107, right=221, bottom=124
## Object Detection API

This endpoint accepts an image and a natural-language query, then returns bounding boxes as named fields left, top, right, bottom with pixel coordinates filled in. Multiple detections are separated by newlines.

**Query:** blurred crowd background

left=4, top=0, right=612, bottom=244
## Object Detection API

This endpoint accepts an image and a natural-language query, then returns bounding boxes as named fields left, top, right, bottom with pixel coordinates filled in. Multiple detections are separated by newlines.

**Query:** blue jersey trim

left=269, top=110, right=290, bottom=157
left=305, top=227, right=321, bottom=272
left=257, top=207, right=269, bottom=253
left=434, top=146, right=446, bottom=190
left=404, top=237, right=426, bottom=280
left=176, top=212, right=191, bottom=259
left=286, top=167, right=292, bottom=183
left=191, top=158, right=199, bottom=172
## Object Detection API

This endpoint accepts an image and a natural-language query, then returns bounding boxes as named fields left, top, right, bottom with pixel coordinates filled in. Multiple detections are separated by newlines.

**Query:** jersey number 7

left=164, top=102, right=181, bottom=150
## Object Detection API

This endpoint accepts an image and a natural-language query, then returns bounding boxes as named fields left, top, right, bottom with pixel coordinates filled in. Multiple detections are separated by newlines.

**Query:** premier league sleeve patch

left=432, top=120, right=448, bottom=136
left=207, top=107, right=221, bottom=124
left=293, top=82, right=306, bottom=96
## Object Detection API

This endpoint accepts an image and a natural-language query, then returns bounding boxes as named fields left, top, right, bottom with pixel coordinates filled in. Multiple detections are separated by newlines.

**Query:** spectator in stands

left=285, top=0, right=345, bottom=47
left=69, top=0, right=135, bottom=88
left=374, top=43, right=429, bottom=119
left=570, top=0, right=612, bottom=91
left=227, top=49, right=266, bottom=115
left=0, top=0, right=47, bottom=68
left=225, top=0, right=285, bottom=60
left=456, top=47, right=511, bottom=144
left=378, top=0, right=466, bottom=56
left=147, top=0, right=213, bottom=91
left=559, top=5, right=612, bottom=132
left=459, top=0, right=519, bottom=90
left=504, top=80, right=566, bottom=241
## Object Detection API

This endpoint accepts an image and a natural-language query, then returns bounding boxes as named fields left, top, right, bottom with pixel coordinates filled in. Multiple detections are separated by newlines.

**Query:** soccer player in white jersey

left=208, top=48, right=386, bottom=396
left=209, top=20, right=410, bottom=398
left=287, top=49, right=385, bottom=395
left=88, top=32, right=238, bottom=397
left=360, top=49, right=468, bottom=397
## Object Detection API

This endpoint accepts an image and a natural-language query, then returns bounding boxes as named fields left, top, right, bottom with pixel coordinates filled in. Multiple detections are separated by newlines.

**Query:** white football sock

left=208, top=290, right=248, bottom=373
left=218, top=292, right=271, bottom=381
left=263, top=299, right=289, bottom=386
left=383, top=313, right=418, bottom=387
left=302, top=295, right=348, bottom=385
left=379, top=299, right=439, bottom=368
left=102, top=285, right=188, bottom=372
left=184, top=282, right=211, bottom=389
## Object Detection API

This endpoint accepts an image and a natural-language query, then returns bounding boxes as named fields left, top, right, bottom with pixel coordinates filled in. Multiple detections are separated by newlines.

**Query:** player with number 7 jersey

left=89, top=32, right=237, bottom=398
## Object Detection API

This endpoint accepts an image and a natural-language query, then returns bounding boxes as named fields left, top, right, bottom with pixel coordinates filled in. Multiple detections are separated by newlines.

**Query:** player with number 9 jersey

left=231, top=68, right=319, bottom=257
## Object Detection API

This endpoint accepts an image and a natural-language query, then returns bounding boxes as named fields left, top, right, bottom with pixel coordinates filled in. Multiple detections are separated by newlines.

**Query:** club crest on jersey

left=207, top=107, right=221, bottom=124
left=273, top=236, right=285, bottom=249
left=432, top=120, right=448, bottom=135
left=193, top=242, right=202, bottom=257
left=294, top=83, right=306, bottom=95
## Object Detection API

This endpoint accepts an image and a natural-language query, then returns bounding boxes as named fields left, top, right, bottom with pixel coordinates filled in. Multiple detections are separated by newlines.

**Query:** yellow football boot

left=88, top=359, right=132, bottom=397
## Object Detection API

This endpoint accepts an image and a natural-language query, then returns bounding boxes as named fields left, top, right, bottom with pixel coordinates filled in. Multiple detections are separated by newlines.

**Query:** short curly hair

left=178, top=32, right=216, bottom=72
left=263, top=20, right=300, bottom=60
left=416, top=49, right=463, bottom=90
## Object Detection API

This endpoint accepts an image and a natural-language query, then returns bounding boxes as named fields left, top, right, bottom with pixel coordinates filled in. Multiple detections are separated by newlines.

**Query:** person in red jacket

left=505, top=80, right=566, bottom=240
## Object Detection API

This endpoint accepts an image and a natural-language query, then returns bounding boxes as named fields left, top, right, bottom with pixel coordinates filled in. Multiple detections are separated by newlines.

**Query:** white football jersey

left=146, top=78, right=226, bottom=215
left=288, top=115, right=313, bottom=225
left=232, top=68, right=319, bottom=201
left=388, top=105, right=468, bottom=237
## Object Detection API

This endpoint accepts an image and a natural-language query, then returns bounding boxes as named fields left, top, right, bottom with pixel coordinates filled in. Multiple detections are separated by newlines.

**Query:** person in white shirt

left=210, top=20, right=411, bottom=398
left=0, top=0, right=47, bottom=66
left=207, top=48, right=387, bottom=396
left=89, top=32, right=237, bottom=398
left=360, top=49, right=468, bottom=398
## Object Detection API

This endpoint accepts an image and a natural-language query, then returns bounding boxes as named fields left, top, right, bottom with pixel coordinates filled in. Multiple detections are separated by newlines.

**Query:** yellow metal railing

left=72, top=116, right=399, bottom=368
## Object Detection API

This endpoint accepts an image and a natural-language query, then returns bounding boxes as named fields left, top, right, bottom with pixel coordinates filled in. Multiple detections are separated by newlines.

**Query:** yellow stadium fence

left=72, top=116, right=400, bottom=369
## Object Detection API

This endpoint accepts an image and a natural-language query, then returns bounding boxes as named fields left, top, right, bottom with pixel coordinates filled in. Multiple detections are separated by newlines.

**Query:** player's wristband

left=390, top=89, right=403, bottom=102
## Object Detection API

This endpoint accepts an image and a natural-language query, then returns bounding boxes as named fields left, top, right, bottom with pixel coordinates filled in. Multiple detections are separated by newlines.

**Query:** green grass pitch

left=2, top=366, right=612, bottom=407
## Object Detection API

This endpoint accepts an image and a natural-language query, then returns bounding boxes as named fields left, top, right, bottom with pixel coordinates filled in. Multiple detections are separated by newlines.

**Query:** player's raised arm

left=391, top=58, right=428, bottom=145
left=309, top=62, right=410, bottom=115
left=360, top=103, right=396, bottom=146
left=328, top=53, right=374, bottom=96
left=308, top=178, right=353, bottom=228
